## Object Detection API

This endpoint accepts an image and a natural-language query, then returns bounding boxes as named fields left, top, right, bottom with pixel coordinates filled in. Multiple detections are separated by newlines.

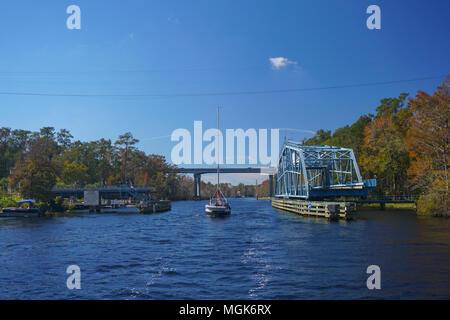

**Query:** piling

left=271, top=198, right=356, bottom=220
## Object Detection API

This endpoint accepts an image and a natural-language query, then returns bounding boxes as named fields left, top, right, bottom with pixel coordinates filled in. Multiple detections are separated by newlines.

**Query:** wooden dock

left=137, top=200, right=171, bottom=214
left=271, top=198, right=356, bottom=220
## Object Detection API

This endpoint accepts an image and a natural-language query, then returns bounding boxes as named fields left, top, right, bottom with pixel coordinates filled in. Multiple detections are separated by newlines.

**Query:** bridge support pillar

left=269, top=175, right=274, bottom=198
left=194, top=174, right=202, bottom=200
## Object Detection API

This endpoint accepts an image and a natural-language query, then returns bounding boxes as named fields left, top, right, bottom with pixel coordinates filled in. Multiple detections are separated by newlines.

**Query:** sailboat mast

left=217, top=106, right=220, bottom=190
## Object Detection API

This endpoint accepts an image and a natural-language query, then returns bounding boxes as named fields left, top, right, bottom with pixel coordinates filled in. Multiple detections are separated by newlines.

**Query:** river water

left=0, top=198, right=449, bottom=300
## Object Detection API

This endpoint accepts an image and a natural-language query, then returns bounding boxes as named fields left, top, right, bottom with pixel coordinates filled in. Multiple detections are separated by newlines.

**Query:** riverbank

left=359, top=203, right=416, bottom=210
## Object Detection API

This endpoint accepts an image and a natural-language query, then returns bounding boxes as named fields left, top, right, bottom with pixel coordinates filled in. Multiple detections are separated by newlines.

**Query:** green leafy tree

left=115, top=132, right=139, bottom=184
left=39, top=127, right=56, bottom=140
left=59, top=161, right=90, bottom=186
left=56, top=129, right=74, bottom=149
left=304, top=115, right=373, bottom=159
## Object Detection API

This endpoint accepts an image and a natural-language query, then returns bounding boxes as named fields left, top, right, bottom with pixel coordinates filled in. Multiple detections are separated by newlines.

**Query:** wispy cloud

left=269, top=57, right=298, bottom=70
left=129, top=32, right=135, bottom=40
left=168, top=16, right=181, bottom=25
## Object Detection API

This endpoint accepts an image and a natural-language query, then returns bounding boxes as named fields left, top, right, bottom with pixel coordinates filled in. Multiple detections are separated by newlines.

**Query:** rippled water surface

left=1, top=198, right=449, bottom=299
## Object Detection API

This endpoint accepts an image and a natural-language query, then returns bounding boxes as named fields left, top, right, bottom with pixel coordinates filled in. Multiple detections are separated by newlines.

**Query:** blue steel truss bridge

left=275, top=141, right=376, bottom=200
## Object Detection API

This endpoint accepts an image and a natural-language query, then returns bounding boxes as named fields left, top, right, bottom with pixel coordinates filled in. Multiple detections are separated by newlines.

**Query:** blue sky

left=0, top=0, right=449, bottom=184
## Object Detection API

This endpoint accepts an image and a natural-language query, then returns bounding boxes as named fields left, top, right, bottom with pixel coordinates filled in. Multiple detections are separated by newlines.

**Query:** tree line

left=303, top=76, right=449, bottom=216
left=0, top=129, right=184, bottom=202
left=0, top=127, right=266, bottom=207
left=1, top=77, right=446, bottom=214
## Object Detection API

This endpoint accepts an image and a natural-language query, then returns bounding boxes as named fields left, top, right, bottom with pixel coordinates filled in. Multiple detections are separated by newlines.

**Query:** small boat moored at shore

left=137, top=200, right=171, bottom=214
left=0, top=200, right=45, bottom=218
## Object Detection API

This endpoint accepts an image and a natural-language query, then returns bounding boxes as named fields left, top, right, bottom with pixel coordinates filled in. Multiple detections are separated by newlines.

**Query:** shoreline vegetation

left=1, top=77, right=448, bottom=216
left=302, top=76, right=449, bottom=217
left=0, top=127, right=268, bottom=213
left=359, top=203, right=416, bottom=211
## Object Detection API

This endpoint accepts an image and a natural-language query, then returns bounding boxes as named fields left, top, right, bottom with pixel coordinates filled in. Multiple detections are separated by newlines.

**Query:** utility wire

left=0, top=65, right=262, bottom=75
left=0, top=75, right=445, bottom=98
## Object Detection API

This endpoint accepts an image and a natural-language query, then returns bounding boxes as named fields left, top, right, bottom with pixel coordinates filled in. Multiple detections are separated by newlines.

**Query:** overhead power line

left=0, top=65, right=262, bottom=75
left=0, top=75, right=445, bottom=98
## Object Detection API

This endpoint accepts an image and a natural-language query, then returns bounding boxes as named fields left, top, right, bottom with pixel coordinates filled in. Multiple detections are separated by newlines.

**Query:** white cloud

left=129, top=33, right=135, bottom=40
left=269, top=57, right=298, bottom=70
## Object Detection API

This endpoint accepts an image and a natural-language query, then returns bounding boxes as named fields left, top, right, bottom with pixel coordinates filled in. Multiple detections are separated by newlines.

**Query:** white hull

left=205, top=205, right=231, bottom=215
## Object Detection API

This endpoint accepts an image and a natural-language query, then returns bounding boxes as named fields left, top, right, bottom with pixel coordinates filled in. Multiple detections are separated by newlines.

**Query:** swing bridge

left=275, top=141, right=376, bottom=200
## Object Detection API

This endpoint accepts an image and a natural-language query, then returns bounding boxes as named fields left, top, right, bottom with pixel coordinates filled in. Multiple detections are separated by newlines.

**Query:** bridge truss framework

left=275, top=141, right=371, bottom=200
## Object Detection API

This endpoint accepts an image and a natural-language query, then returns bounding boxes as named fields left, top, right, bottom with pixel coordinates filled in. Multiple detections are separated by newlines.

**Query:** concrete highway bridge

left=177, top=167, right=276, bottom=200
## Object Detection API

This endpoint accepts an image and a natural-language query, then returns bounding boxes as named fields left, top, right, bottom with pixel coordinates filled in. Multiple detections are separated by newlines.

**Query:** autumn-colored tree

left=256, top=179, right=270, bottom=198
left=9, top=160, right=57, bottom=202
left=405, top=76, right=449, bottom=215
left=174, top=175, right=194, bottom=200
left=360, top=94, right=411, bottom=195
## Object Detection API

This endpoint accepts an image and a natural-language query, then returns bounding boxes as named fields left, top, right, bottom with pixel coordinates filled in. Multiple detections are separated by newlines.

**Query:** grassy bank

left=0, top=196, right=20, bottom=211
left=0, top=196, right=72, bottom=214
left=359, top=203, right=416, bottom=210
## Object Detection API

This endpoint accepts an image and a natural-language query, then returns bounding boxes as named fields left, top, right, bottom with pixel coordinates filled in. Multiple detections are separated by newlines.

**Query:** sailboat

left=205, top=107, right=231, bottom=215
